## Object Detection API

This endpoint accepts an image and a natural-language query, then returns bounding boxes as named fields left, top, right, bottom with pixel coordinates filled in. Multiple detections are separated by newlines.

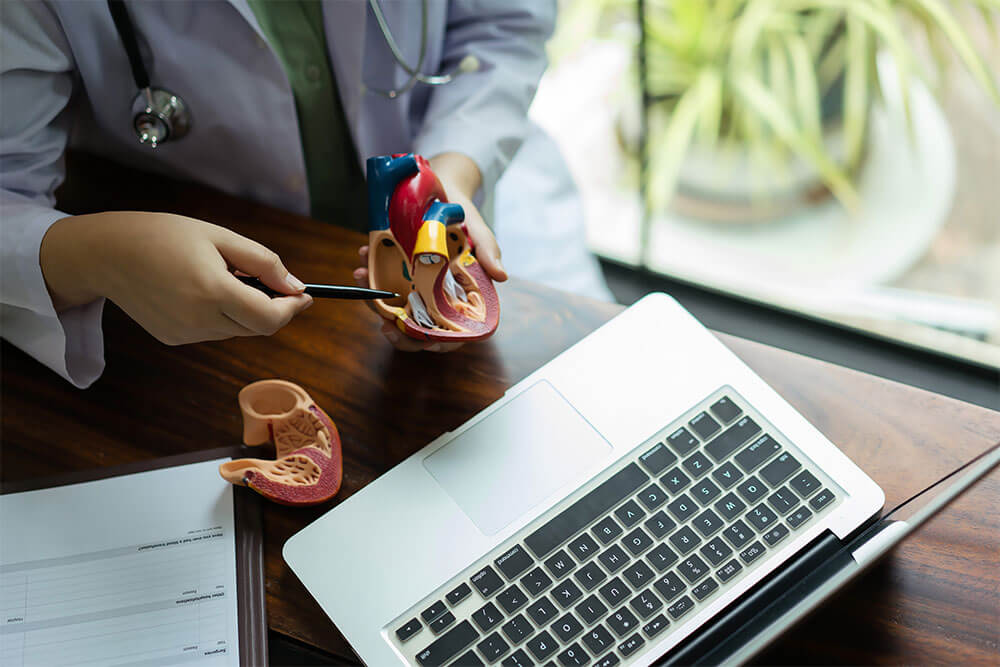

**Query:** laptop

left=283, top=293, right=997, bottom=666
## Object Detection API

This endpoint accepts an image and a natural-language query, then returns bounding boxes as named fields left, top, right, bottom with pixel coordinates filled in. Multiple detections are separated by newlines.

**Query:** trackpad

left=423, top=381, right=612, bottom=535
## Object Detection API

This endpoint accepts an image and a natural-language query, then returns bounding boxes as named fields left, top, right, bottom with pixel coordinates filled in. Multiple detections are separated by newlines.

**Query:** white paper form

left=0, top=458, right=240, bottom=667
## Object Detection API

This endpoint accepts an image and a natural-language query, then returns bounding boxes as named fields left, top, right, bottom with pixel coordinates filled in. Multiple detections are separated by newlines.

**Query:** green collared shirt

left=248, top=0, right=366, bottom=229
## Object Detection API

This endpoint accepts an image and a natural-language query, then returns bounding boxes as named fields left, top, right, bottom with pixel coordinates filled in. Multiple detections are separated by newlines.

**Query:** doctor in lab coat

left=0, top=0, right=611, bottom=389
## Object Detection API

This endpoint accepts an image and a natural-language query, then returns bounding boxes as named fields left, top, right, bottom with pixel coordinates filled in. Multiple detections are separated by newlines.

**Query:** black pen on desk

left=236, top=276, right=398, bottom=300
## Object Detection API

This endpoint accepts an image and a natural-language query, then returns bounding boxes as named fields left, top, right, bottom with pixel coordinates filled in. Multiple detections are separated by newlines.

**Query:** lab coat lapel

left=322, top=0, right=367, bottom=135
left=222, top=0, right=268, bottom=41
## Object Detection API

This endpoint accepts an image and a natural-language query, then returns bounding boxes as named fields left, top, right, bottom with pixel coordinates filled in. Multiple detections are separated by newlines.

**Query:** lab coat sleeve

left=1, top=0, right=106, bottom=388
left=412, top=0, right=556, bottom=202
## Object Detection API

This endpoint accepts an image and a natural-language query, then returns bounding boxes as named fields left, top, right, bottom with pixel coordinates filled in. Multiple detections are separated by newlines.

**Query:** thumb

left=212, top=229, right=305, bottom=295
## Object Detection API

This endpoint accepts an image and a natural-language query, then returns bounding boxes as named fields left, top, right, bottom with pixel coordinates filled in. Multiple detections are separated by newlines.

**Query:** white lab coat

left=1, top=0, right=610, bottom=388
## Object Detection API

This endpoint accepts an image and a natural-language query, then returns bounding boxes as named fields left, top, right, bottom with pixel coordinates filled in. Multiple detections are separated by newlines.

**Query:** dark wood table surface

left=2, top=155, right=998, bottom=665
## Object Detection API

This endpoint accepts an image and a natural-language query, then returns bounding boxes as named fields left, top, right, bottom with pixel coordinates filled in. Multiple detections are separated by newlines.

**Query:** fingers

left=220, top=273, right=313, bottom=335
left=466, top=215, right=507, bottom=282
left=211, top=228, right=306, bottom=295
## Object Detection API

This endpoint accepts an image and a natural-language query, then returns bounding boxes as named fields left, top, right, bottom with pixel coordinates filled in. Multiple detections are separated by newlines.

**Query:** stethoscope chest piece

left=131, top=87, right=190, bottom=148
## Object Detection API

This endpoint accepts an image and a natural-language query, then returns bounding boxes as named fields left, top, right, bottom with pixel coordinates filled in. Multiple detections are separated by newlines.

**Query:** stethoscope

left=108, top=0, right=479, bottom=148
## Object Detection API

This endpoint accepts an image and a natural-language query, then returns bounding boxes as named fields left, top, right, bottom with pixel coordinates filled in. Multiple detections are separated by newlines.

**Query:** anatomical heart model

left=218, top=380, right=343, bottom=506
left=366, top=153, right=499, bottom=342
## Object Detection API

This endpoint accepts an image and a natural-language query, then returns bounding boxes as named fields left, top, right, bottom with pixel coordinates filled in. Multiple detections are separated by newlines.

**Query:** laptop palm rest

left=423, top=381, right=612, bottom=535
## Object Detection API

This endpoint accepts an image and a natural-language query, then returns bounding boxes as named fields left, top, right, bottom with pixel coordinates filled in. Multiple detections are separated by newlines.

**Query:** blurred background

left=530, top=0, right=1000, bottom=371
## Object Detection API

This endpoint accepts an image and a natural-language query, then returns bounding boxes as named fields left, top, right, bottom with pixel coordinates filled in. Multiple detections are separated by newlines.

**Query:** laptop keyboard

left=388, top=390, right=841, bottom=666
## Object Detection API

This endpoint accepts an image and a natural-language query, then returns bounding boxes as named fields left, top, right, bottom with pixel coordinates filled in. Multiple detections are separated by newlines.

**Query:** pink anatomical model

left=218, top=380, right=343, bottom=506
left=366, top=153, right=500, bottom=342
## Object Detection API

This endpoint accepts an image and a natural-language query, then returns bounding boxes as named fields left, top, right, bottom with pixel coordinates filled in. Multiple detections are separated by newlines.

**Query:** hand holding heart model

left=218, top=380, right=343, bottom=506
left=366, top=153, right=500, bottom=342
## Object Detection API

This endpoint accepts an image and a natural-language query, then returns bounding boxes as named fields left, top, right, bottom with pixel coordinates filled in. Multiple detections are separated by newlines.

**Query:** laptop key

left=478, top=632, right=511, bottom=663
left=682, top=452, right=713, bottom=478
left=501, top=649, right=532, bottom=667
left=597, top=544, right=629, bottom=573
left=568, top=534, right=600, bottom=562
left=722, top=520, right=753, bottom=548
left=430, top=611, right=456, bottom=634
left=714, top=492, right=747, bottom=521
left=454, top=649, right=485, bottom=666
left=592, top=516, right=623, bottom=544
left=613, top=499, right=645, bottom=528
left=746, top=503, right=779, bottom=532
left=497, top=585, right=528, bottom=614
left=736, top=476, right=767, bottom=504
left=667, top=427, right=699, bottom=456
left=691, top=479, right=722, bottom=505
left=525, top=464, right=648, bottom=559
left=705, top=417, right=760, bottom=462
left=622, top=527, right=654, bottom=556
left=637, top=483, right=668, bottom=510
left=786, top=506, right=813, bottom=529
left=416, top=619, right=479, bottom=666
left=734, top=434, right=782, bottom=473
left=643, top=511, right=676, bottom=539
left=790, top=470, right=821, bottom=498
left=643, top=613, right=670, bottom=638
left=447, top=583, right=473, bottom=606
left=556, top=642, right=587, bottom=666
left=759, top=453, right=801, bottom=487
left=496, top=545, right=535, bottom=581
left=666, top=595, right=695, bottom=620
left=660, top=467, right=692, bottom=494
left=810, top=488, right=836, bottom=511
left=689, top=412, right=721, bottom=439
left=622, top=560, right=655, bottom=588
left=692, top=509, right=725, bottom=537
left=396, top=617, right=422, bottom=642
left=501, top=614, right=534, bottom=645
left=667, top=494, right=697, bottom=522
left=582, top=624, right=615, bottom=655
left=472, top=602, right=504, bottom=632
left=618, top=632, right=645, bottom=657
left=544, top=550, right=575, bottom=579
left=691, top=577, right=719, bottom=601
left=597, top=577, right=629, bottom=606
left=575, top=594, right=608, bottom=625
left=524, top=631, right=558, bottom=661
left=593, top=652, right=619, bottom=667
left=709, top=396, right=742, bottom=424
left=629, top=588, right=663, bottom=618
left=762, top=524, right=790, bottom=546
left=607, top=607, right=640, bottom=637
left=551, top=580, right=584, bottom=608
left=573, top=562, right=607, bottom=591
left=677, top=554, right=709, bottom=583
left=739, top=541, right=766, bottom=565
left=521, top=567, right=553, bottom=597
left=423, top=600, right=448, bottom=623
left=653, top=571, right=686, bottom=602
left=646, top=543, right=678, bottom=571
left=552, top=612, right=584, bottom=642
left=472, top=566, right=505, bottom=598
left=639, top=442, right=677, bottom=475
left=527, top=597, right=559, bottom=625
left=711, top=461, right=744, bottom=489
left=767, top=486, right=797, bottom=515
left=699, top=538, right=733, bottom=566
left=716, top=558, right=742, bottom=582
left=668, top=525, right=701, bottom=554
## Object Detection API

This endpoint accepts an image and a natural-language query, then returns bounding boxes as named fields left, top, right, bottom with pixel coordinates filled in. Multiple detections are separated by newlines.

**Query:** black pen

left=236, top=276, right=398, bottom=300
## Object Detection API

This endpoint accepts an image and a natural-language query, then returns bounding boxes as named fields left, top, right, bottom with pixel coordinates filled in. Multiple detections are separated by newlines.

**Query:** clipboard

left=0, top=446, right=267, bottom=666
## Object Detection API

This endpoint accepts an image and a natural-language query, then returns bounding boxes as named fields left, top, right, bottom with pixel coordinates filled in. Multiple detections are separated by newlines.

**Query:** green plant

left=634, top=0, right=1000, bottom=212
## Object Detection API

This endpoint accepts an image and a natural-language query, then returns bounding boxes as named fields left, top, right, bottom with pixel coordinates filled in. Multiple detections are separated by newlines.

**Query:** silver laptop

left=284, top=293, right=912, bottom=665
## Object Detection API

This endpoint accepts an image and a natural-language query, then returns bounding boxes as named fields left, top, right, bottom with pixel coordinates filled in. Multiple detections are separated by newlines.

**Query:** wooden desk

left=3, top=156, right=998, bottom=664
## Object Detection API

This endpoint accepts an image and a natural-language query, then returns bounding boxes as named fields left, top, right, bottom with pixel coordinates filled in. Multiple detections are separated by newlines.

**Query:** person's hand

left=40, top=211, right=312, bottom=345
left=352, top=152, right=506, bottom=352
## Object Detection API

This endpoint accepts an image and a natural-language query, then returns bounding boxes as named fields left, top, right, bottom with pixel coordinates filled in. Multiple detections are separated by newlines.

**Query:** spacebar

left=525, top=463, right=648, bottom=558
